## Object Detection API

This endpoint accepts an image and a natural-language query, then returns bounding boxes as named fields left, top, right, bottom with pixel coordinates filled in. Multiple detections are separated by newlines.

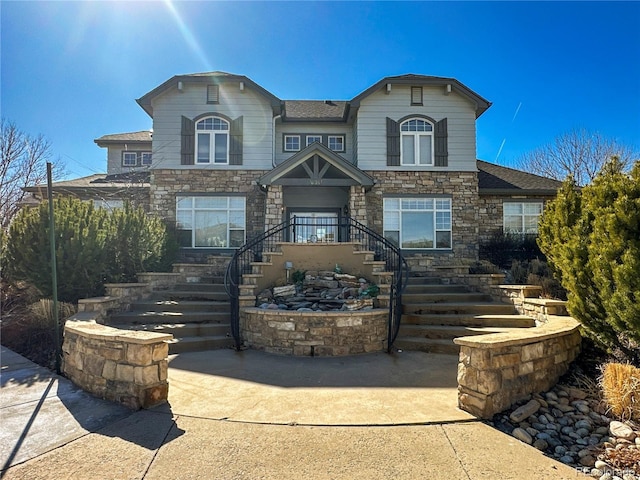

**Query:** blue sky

left=2, top=1, right=639, bottom=179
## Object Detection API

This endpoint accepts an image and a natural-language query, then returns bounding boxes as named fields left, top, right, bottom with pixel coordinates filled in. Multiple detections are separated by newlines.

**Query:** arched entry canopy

left=256, top=143, right=375, bottom=188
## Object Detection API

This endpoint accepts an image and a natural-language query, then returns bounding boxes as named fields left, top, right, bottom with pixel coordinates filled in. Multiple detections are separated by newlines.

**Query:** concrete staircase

left=107, top=275, right=234, bottom=354
left=394, top=276, right=535, bottom=355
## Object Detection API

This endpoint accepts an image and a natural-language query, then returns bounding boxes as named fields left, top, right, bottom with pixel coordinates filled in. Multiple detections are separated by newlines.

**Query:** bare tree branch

left=516, top=128, right=638, bottom=186
left=1, top=119, right=63, bottom=229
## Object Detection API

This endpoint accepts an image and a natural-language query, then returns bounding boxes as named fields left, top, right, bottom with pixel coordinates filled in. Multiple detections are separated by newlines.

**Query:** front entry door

left=290, top=212, right=339, bottom=243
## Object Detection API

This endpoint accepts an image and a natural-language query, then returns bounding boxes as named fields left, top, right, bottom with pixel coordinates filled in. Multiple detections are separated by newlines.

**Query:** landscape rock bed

left=492, top=384, right=639, bottom=479
left=256, top=271, right=378, bottom=312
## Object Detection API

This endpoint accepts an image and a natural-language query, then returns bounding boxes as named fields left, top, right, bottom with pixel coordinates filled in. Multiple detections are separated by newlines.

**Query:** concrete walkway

left=1, top=345, right=583, bottom=479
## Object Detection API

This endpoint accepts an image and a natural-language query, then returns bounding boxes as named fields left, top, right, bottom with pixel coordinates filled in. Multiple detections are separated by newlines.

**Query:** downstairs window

left=383, top=197, right=452, bottom=249
left=176, top=196, right=246, bottom=248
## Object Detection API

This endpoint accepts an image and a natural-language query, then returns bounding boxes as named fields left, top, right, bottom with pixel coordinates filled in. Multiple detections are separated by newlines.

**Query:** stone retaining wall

left=241, top=307, right=387, bottom=356
left=62, top=316, right=172, bottom=410
left=454, top=286, right=581, bottom=419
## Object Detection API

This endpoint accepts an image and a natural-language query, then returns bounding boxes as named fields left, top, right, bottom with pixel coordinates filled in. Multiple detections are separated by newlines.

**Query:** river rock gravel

left=490, top=383, right=639, bottom=479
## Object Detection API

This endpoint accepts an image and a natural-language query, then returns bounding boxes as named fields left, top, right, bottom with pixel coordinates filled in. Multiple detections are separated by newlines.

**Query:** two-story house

left=135, top=72, right=560, bottom=270
left=29, top=72, right=561, bottom=271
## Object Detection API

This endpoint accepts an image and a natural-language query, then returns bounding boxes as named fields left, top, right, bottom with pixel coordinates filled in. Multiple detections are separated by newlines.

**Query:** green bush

left=538, top=158, right=640, bottom=364
left=6, top=197, right=110, bottom=302
left=5, top=198, right=176, bottom=303
left=104, top=203, right=177, bottom=283
left=509, top=259, right=566, bottom=300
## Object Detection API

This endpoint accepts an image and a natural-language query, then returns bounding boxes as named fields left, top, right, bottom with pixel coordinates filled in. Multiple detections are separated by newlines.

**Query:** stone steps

left=394, top=337, right=459, bottom=355
left=401, top=313, right=535, bottom=328
left=402, top=302, right=516, bottom=316
left=128, top=300, right=230, bottom=313
left=107, top=277, right=233, bottom=354
left=396, top=276, right=527, bottom=356
left=403, top=284, right=470, bottom=294
left=167, top=335, right=234, bottom=354
left=401, top=292, right=491, bottom=304
left=398, top=324, right=522, bottom=340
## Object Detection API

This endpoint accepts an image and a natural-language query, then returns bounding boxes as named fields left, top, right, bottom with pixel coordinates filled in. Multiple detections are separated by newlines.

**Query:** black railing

left=224, top=216, right=409, bottom=352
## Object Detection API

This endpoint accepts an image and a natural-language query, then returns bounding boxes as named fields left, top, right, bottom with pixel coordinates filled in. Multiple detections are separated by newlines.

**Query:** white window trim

left=176, top=196, right=246, bottom=249
left=503, top=201, right=544, bottom=234
left=284, top=135, right=301, bottom=152
left=122, top=152, right=137, bottom=167
left=306, top=135, right=322, bottom=146
left=328, top=135, right=345, bottom=152
left=400, top=119, right=434, bottom=166
left=195, top=117, right=230, bottom=164
left=383, top=197, right=452, bottom=250
left=141, top=152, right=152, bottom=166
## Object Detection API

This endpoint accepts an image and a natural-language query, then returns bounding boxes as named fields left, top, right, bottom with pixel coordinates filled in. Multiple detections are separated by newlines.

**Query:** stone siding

left=151, top=169, right=268, bottom=241
left=241, top=307, right=388, bottom=356
left=62, top=318, right=172, bottom=410
left=365, top=170, right=480, bottom=268
left=477, top=194, right=556, bottom=244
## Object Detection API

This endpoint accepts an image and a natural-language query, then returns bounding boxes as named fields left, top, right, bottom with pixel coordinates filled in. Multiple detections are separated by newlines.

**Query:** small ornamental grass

left=26, top=298, right=77, bottom=330
left=599, top=362, right=640, bottom=421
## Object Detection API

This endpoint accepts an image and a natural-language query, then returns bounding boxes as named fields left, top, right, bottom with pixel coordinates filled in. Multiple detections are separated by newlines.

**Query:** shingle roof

left=283, top=100, right=348, bottom=121
left=23, top=173, right=150, bottom=192
left=477, top=160, right=562, bottom=195
left=94, top=131, right=152, bottom=144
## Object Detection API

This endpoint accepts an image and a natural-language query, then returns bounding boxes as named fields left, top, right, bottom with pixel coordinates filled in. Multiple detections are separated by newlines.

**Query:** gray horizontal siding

left=274, top=123, right=353, bottom=165
left=150, top=83, right=273, bottom=170
left=356, top=86, right=478, bottom=171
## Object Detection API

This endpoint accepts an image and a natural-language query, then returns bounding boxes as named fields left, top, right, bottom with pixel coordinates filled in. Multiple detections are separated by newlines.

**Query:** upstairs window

left=306, top=135, right=322, bottom=146
left=195, top=116, right=229, bottom=164
left=504, top=202, right=544, bottom=234
left=141, top=152, right=152, bottom=166
left=328, top=135, right=345, bottom=152
left=284, top=135, right=300, bottom=152
left=122, top=152, right=137, bottom=167
left=411, top=86, right=423, bottom=105
left=400, top=118, right=434, bottom=166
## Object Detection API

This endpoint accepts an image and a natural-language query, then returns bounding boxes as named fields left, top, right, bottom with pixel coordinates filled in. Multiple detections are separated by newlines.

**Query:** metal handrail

left=224, top=216, right=408, bottom=352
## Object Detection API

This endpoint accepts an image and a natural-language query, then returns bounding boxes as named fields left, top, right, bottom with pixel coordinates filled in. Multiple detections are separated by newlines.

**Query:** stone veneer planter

left=241, top=307, right=388, bottom=356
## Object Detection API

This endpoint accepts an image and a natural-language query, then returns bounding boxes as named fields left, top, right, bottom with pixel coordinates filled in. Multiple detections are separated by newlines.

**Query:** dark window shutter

left=229, top=116, right=243, bottom=165
left=434, top=118, right=448, bottom=167
left=181, top=116, right=195, bottom=165
left=386, top=117, right=400, bottom=166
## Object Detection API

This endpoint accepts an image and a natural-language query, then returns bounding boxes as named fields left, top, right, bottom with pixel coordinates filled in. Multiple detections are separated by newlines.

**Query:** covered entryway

left=289, top=211, right=339, bottom=243
left=256, top=142, right=375, bottom=233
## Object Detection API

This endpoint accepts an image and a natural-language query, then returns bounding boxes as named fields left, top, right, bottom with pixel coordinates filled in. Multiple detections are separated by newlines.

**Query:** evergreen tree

left=538, top=158, right=640, bottom=363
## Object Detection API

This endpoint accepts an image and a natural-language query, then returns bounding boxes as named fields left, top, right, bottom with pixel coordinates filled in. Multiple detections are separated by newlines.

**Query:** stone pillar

left=264, top=185, right=283, bottom=232
left=349, top=186, right=367, bottom=226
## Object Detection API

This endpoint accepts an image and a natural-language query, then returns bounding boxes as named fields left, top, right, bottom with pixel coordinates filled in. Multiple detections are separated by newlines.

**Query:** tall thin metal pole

left=47, top=162, right=61, bottom=374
